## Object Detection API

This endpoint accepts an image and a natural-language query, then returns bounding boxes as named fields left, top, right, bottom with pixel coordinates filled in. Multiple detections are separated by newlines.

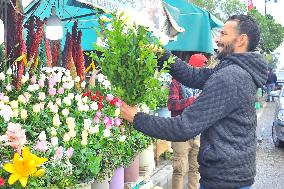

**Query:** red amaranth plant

left=45, top=37, right=52, bottom=67
left=65, top=32, right=74, bottom=70
left=75, top=31, right=85, bottom=81
left=52, top=41, right=59, bottom=67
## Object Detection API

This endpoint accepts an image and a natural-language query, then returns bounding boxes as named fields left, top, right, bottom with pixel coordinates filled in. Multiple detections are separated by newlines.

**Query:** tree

left=187, top=0, right=218, bottom=16
left=249, top=9, right=284, bottom=53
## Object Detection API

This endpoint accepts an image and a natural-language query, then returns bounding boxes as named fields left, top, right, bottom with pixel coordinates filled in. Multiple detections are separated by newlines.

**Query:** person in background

left=168, top=54, right=207, bottom=189
left=121, top=14, right=268, bottom=189
left=266, top=67, right=277, bottom=102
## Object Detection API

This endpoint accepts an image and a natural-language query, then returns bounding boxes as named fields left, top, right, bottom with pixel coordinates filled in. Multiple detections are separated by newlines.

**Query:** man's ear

left=237, top=34, right=249, bottom=49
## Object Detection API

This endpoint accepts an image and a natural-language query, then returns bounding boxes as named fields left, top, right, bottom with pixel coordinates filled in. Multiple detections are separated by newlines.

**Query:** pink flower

left=49, top=88, right=57, bottom=96
left=57, top=87, right=64, bottom=94
left=114, top=118, right=122, bottom=127
left=106, top=94, right=114, bottom=101
left=5, top=123, right=26, bottom=154
left=55, top=146, right=64, bottom=159
left=121, top=127, right=125, bottom=133
left=66, top=147, right=74, bottom=158
left=38, top=79, right=45, bottom=88
left=0, top=177, right=5, bottom=187
left=0, top=93, right=4, bottom=100
left=103, top=116, right=109, bottom=124
left=6, top=84, right=12, bottom=92
left=31, top=75, right=37, bottom=84
left=105, top=122, right=111, bottom=129
left=35, top=141, right=48, bottom=152
left=108, top=118, right=114, bottom=125
left=115, top=99, right=123, bottom=108
left=62, top=82, right=68, bottom=89
left=94, top=116, right=100, bottom=124
left=96, top=111, right=102, bottom=117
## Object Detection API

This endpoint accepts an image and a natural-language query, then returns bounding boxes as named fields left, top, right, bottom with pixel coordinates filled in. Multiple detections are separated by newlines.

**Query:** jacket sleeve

left=167, top=80, right=195, bottom=112
left=160, top=51, right=215, bottom=89
left=133, top=71, right=238, bottom=142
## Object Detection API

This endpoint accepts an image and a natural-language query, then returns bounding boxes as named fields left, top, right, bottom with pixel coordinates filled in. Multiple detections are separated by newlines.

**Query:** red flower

left=99, top=96, right=104, bottom=102
left=0, top=177, right=5, bottom=186
left=90, top=95, right=97, bottom=101
left=98, top=103, right=103, bottom=110
left=95, top=91, right=101, bottom=97
left=82, top=90, right=92, bottom=98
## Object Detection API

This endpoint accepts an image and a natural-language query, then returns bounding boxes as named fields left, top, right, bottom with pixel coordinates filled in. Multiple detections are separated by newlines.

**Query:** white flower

left=65, top=70, right=71, bottom=76
left=82, top=130, right=89, bottom=138
left=62, top=108, right=69, bottom=117
left=78, top=105, right=84, bottom=112
left=102, top=80, right=111, bottom=89
left=6, top=68, right=12, bottom=75
left=103, top=129, right=111, bottom=138
left=56, top=98, right=62, bottom=106
left=50, top=104, right=59, bottom=114
left=81, top=139, right=88, bottom=146
left=89, top=125, right=99, bottom=134
left=21, top=74, right=29, bottom=84
left=38, top=131, right=47, bottom=141
left=66, top=117, right=76, bottom=129
left=33, top=84, right=39, bottom=91
left=83, top=104, right=89, bottom=112
left=91, top=102, right=98, bottom=111
left=114, top=108, right=120, bottom=117
left=62, top=76, right=67, bottom=83
left=0, top=72, right=5, bottom=80
left=75, top=94, right=82, bottom=102
left=81, top=81, right=86, bottom=89
left=0, top=135, right=7, bottom=142
left=20, top=109, right=28, bottom=119
left=0, top=104, right=13, bottom=122
left=40, top=73, right=46, bottom=81
left=96, top=37, right=108, bottom=48
left=27, top=85, right=35, bottom=92
left=141, top=104, right=150, bottom=113
left=10, top=100, right=18, bottom=109
left=66, top=75, right=73, bottom=82
left=97, top=73, right=105, bottom=83
left=68, top=93, right=75, bottom=99
left=51, top=137, right=58, bottom=146
left=38, top=92, right=46, bottom=101
left=63, top=97, right=72, bottom=106
left=3, top=96, right=9, bottom=103
left=51, top=127, right=57, bottom=136
left=12, top=109, right=19, bottom=118
left=84, top=119, right=92, bottom=128
left=33, top=104, right=41, bottom=113
left=63, top=133, right=71, bottom=142
left=119, top=135, right=127, bottom=142
left=82, top=96, right=88, bottom=104
left=67, top=81, right=74, bottom=90
left=53, top=114, right=61, bottom=127
left=75, top=76, right=80, bottom=83
left=69, top=129, right=76, bottom=138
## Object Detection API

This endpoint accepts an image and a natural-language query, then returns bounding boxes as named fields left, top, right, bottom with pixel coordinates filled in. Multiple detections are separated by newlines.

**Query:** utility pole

left=265, top=0, right=278, bottom=15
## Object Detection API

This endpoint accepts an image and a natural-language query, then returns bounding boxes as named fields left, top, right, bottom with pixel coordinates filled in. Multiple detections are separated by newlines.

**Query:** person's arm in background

left=159, top=51, right=214, bottom=90
left=167, top=79, right=195, bottom=112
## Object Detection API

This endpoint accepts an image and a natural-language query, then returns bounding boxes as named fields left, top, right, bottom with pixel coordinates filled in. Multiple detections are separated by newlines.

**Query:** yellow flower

left=3, top=147, right=48, bottom=187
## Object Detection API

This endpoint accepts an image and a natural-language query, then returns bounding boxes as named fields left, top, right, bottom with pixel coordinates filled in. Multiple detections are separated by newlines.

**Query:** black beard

left=216, top=43, right=235, bottom=60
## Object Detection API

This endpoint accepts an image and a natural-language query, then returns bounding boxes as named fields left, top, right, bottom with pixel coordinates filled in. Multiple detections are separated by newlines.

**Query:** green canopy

left=164, top=0, right=223, bottom=54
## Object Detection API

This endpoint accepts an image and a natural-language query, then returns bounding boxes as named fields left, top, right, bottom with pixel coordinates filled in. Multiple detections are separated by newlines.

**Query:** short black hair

left=227, top=15, right=260, bottom=52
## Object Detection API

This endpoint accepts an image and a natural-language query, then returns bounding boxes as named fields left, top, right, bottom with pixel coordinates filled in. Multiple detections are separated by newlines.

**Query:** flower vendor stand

left=109, top=167, right=124, bottom=189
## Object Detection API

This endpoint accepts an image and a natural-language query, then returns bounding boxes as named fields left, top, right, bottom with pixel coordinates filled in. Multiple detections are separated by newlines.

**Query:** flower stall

left=0, top=0, right=177, bottom=188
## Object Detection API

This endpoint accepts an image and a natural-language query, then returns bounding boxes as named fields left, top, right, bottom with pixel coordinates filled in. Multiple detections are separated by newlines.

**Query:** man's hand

left=120, top=102, right=139, bottom=123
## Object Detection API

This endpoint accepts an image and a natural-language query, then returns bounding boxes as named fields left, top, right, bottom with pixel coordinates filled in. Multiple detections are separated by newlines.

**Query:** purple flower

left=114, top=118, right=122, bottom=127
left=57, top=87, right=64, bottom=94
left=38, top=79, right=45, bottom=88
left=0, top=93, right=4, bottom=101
left=66, top=147, right=74, bottom=158
left=94, top=116, right=100, bottom=124
left=106, top=94, right=114, bottom=101
left=55, top=146, right=64, bottom=159
left=35, top=141, right=48, bottom=152
left=96, top=111, right=102, bottom=117
left=31, top=75, right=37, bottom=84
left=103, top=116, right=109, bottom=124
left=49, top=88, right=57, bottom=96
left=115, top=99, right=123, bottom=108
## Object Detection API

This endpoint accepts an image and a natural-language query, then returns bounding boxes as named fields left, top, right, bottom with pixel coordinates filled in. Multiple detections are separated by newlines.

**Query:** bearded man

left=121, top=15, right=268, bottom=189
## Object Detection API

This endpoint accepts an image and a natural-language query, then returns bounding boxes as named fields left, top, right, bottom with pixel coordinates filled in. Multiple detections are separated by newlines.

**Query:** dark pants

left=200, top=185, right=251, bottom=189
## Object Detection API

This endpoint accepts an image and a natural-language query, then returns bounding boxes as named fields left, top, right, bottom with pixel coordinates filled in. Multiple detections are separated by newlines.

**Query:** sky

left=252, top=0, right=284, bottom=69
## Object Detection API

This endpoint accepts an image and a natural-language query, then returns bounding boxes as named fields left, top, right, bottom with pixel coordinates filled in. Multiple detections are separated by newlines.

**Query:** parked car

left=272, top=88, right=284, bottom=147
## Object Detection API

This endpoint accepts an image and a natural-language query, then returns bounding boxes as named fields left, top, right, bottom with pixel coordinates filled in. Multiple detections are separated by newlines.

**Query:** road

left=253, top=102, right=284, bottom=189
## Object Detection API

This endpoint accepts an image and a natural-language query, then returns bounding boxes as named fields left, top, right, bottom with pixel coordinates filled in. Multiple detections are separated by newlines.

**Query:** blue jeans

left=200, top=186, right=251, bottom=189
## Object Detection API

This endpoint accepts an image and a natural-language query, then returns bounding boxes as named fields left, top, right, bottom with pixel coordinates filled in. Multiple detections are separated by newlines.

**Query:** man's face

left=215, top=21, right=239, bottom=60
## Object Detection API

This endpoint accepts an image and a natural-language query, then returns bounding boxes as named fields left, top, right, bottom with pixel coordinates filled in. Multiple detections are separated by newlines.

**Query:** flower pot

left=109, top=167, right=124, bottom=189
left=91, top=178, right=109, bottom=189
left=77, top=181, right=93, bottom=189
left=124, top=155, right=139, bottom=183
left=139, top=144, right=155, bottom=176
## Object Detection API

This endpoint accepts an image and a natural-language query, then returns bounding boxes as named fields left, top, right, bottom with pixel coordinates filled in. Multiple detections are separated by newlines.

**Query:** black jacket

left=266, top=71, right=277, bottom=84
left=133, top=52, right=268, bottom=189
